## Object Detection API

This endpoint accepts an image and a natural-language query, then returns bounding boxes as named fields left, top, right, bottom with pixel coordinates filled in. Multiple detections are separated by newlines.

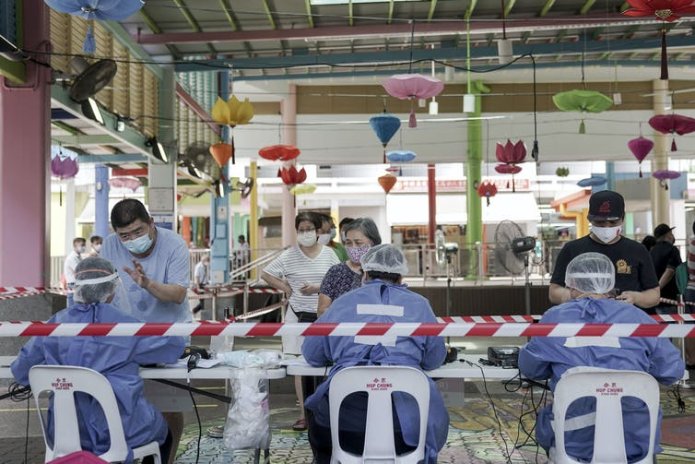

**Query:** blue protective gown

left=302, top=279, right=449, bottom=463
left=519, top=297, right=684, bottom=462
left=11, top=302, right=186, bottom=463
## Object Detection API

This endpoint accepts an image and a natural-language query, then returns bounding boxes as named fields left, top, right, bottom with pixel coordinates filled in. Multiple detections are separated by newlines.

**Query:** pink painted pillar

left=280, top=84, right=297, bottom=247
left=0, top=0, right=51, bottom=286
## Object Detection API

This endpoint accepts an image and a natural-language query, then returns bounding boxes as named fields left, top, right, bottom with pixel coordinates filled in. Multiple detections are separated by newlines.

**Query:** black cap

left=588, top=190, right=625, bottom=221
left=653, top=223, right=675, bottom=239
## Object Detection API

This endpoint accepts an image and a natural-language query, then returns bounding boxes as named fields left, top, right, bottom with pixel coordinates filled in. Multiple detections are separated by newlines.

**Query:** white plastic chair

left=328, top=366, right=430, bottom=464
left=29, top=365, right=161, bottom=463
left=549, top=367, right=660, bottom=464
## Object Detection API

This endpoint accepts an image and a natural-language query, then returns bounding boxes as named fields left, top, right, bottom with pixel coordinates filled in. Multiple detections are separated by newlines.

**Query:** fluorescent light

left=147, top=137, right=169, bottom=164
left=310, top=0, right=416, bottom=4
left=81, top=98, right=104, bottom=125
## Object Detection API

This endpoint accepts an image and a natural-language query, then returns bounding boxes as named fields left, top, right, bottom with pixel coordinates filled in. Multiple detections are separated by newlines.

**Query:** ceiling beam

left=174, top=35, right=695, bottom=72
left=387, top=0, right=395, bottom=25
left=51, top=85, right=152, bottom=160
left=579, top=0, right=597, bottom=15
left=176, top=83, right=221, bottom=136
left=539, top=0, right=556, bottom=17
left=305, top=0, right=314, bottom=28
left=77, top=154, right=147, bottom=164
left=427, top=0, right=438, bottom=22
left=135, top=15, right=679, bottom=46
left=102, top=20, right=163, bottom=81
left=172, top=0, right=217, bottom=55
left=53, top=134, right=119, bottom=145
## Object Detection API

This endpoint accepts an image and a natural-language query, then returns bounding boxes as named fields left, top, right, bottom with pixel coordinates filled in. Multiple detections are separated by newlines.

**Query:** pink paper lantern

left=109, top=176, right=141, bottom=192
left=648, top=114, right=695, bottom=151
left=382, top=74, right=444, bottom=128
left=627, top=136, right=653, bottom=177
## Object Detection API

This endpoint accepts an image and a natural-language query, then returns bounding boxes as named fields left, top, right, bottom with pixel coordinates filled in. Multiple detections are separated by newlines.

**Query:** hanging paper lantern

left=648, top=114, right=695, bottom=151
left=278, top=165, right=307, bottom=187
left=378, top=173, right=398, bottom=194
left=108, top=176, right=141, bottom=192
left=382, top=74, right=444, bottom=128
left=477, top=181, right=498, bottom=206
left=258, top=144, right=301, bottom=162
left=386, top=150, right=416, bottom=163
left=553, top=90, right=613, bottom=133
left=210, top=96, right=254, bottom=165
left=627, top=136, right=654, bottom=177
left=494, top=139, right=526, bottom=192
left=369, top=114, right=401, bottom=163
left=44, top=0, right=146, bottom=53
left=290, top=184, right=317, bottom=195
left=51, top=147, right=79, bottom=206
left=209, top=142, right=233, bottom=167
left=555, top=167, right=570, bottom=177
left=577, top=176, right=607, bottom=188
left=652, top=169, right=680, bottom=190
left=623, top=0, right=695, bottom=80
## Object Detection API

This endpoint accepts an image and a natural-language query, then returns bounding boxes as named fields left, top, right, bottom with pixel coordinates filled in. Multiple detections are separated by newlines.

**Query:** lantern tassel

left=660, top=28, right=668, bottom=81
left=579, top=120, right=586, bottom=134
left=409, top=102, right=417, bottom=128
left=59, top=183, right=63, bottom=207
left=231, top=136, right=236, bottom=164
left=639, top=166, right=643, bottom=178
left=383, top=147, right=386, bottom=164
left=486, top=197, right=490, bottom=206
left=83, top=24, right=96, bottom=55
left=512, top=175, right=516, bottom=193
left=671, top=138, right=677, bottom=152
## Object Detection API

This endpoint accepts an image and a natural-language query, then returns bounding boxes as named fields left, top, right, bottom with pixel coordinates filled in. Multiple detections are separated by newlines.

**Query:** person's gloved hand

left=180, top=345, right=211, bottom=360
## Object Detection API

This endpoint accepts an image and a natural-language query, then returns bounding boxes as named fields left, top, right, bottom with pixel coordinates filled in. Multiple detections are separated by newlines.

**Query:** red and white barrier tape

left=1, top=321, right=695, bottom=338
left=0, top=287, right=66, bottom=300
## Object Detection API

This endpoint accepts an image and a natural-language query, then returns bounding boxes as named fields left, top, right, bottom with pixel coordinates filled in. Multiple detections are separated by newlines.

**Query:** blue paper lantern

left=577, top=176, right=607, bottom=188
left=386, top=150, right=416, bottom=163
left=369, top=114, right=401, bottom=162
left=44, top=0, right=145, bottom=20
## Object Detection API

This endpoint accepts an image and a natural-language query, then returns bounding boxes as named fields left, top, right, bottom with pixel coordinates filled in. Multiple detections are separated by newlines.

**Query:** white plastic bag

left=216, top=349, right=281, bottom=368
left=223, top=367, right=271, bottom=450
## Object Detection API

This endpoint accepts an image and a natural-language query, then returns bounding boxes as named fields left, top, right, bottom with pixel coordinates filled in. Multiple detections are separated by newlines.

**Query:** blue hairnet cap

left=565, top=252, right=615, bottom=295
left=360, top=244, right=409, bottom=276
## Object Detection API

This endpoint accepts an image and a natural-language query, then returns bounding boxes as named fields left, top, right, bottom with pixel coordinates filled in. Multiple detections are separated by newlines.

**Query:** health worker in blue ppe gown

left=303, top=244, right=449, bottom=464
left=11, top=257, right=186, bottom=464
left=520, top=252, right=684, bottom=463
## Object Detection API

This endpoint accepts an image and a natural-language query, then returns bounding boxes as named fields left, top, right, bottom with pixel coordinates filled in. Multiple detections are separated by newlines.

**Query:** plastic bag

left=223, top=367, right=271, bottom=450
left=216, top=349, right=281, bottom=368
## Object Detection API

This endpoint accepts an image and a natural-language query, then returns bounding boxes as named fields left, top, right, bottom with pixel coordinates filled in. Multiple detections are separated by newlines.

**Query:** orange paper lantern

left=378, top=173, right=397, bottom=194
left=210, top=142, right=234, bottom=167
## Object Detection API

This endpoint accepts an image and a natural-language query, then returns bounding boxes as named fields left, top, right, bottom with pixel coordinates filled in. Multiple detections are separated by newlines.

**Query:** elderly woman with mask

left=11, top=257, right=186, bottom=463
left=317, top=217, right=382, bottom=316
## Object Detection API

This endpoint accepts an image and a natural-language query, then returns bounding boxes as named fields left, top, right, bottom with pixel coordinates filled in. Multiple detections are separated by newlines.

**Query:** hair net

left=565, top=252, right=615, bottom=295
left=360, top=244, right=409, bottom=276
left=73, top=257, right=120, bottom=304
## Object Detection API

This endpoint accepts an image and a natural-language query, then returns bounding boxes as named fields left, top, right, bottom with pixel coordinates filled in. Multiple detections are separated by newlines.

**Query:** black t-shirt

left=650, top=240, right=683, bottom=300
left=551, top=236, right=659, bottom=300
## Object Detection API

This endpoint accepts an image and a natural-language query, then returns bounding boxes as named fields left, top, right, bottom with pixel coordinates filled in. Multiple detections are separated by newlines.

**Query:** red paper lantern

left=259, top=144, right=301, bottom=162
left=278, top=165, right=307, bottom=187
left=477, top=181, right=498, bottom=206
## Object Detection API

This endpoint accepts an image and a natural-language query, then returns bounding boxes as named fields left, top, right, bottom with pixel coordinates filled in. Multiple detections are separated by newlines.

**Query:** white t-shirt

left=263, top=245, right=339, bottom=314
left=63, top=251, right=81, bottom=285
left=194, top=261, right=209, bottom=286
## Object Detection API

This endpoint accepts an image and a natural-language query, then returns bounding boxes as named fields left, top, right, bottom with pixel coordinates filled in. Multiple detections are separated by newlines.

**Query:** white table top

left=0, top=356, right=286, bottom=381
left=284, top=354, right=519, bottom=380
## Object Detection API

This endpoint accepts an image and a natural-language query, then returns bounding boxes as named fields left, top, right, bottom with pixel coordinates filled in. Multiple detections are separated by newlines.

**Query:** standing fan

left=494, top=220, right=536, bottom=315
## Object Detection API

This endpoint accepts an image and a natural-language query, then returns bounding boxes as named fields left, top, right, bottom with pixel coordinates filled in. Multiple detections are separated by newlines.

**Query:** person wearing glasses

left=262, top=211, right=339, bottom=431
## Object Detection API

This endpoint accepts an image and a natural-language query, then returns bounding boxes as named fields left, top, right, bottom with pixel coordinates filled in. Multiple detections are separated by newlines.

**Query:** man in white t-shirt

left=63, top=237, right=86, bottom=306
left=192, top=256, right=209, bottom=314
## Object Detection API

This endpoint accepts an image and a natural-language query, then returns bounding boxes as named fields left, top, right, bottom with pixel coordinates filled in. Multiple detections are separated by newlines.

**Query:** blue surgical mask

left=123, top=232, right=153, bottom=254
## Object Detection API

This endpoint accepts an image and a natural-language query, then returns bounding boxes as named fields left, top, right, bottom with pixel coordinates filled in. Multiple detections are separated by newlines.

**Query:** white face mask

left=317, top=233, right=331, bottom=246
left=298, top=231, right=317, bottom=247
left=592, top=225, right=622, bottom=244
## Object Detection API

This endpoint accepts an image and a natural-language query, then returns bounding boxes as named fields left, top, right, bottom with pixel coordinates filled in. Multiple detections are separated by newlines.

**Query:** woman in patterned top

left=317, top=218, right=382, bottom=316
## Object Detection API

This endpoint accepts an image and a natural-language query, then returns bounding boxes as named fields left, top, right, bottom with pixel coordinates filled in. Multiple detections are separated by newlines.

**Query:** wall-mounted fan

left=231, top=178, right=254, bottom=199
left=180, top=141, right=219, bottom=181
left=67, top=58, right=118, bottom=103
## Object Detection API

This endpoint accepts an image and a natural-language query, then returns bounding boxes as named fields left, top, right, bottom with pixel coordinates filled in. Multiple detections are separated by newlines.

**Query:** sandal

left=292, top=418, right=307, bottom=431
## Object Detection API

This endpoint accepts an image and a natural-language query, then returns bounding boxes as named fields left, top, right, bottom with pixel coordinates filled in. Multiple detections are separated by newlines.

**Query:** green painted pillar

left=465, top=80, right=490, bottom=278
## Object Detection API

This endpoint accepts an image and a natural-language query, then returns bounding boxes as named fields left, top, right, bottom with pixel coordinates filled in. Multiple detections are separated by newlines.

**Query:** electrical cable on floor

left=464, top=359, right=513, bottom=464
left=668, top=384, right=686, bottom=414
left=187, top=355, right=202, bottom=464
left=7, top=383, right=32, bottom=464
